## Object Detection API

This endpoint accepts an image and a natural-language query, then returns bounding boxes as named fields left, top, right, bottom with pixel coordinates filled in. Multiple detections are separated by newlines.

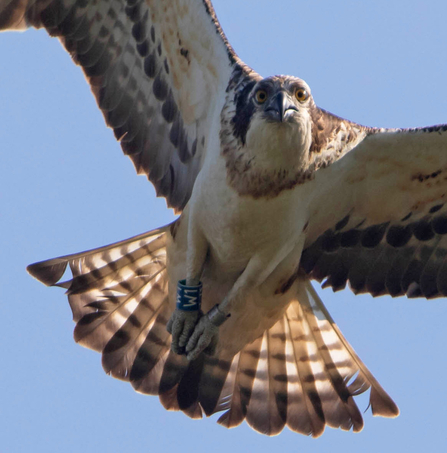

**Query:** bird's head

left=229, top=75, right=314, bottom=171
left=222, top=74, right=319, bottom=198
left=250, top=75, right=312, bottom=125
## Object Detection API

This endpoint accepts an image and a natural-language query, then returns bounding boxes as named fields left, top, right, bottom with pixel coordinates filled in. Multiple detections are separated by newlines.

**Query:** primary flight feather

left=2, top=0, right=447, bottom=436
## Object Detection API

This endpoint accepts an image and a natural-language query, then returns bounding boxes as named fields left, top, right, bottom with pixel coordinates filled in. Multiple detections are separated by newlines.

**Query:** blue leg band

left=176, top=280, right=202, bottom=311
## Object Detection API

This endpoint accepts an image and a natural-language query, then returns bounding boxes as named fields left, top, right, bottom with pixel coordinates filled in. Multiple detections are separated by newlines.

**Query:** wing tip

left=370, top=387, right=400, bottom=418
left=26, top=259, right=68, bottom=286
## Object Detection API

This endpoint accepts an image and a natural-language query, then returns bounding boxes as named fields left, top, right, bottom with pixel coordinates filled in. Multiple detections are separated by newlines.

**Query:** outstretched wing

left=0, top=0, right=248, bottom=211
left=301, top=124, right=447, bottom=298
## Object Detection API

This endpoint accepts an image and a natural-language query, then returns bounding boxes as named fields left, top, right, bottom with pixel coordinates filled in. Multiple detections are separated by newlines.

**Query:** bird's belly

left=199, top=196, right=307, bottom=331
left=197, top=188, right=305, bottom=273
left=207, top=220, right=284, bottom=272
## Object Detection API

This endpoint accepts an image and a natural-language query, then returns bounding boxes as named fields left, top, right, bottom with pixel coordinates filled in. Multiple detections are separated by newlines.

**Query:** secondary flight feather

left=1, top=0, right=447, bottom=437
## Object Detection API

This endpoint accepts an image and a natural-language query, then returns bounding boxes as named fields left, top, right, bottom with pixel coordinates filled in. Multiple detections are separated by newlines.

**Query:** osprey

left=2, top=0, right=447, bottom=437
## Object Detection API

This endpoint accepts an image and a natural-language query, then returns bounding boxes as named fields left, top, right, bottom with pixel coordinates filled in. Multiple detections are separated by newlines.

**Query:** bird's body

left=167, top=75, right=314, bottom=355
left=2, top=0, right=447, bottom=437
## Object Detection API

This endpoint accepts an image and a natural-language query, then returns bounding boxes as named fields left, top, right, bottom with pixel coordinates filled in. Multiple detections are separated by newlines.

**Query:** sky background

left=1, top=0, right=447, bottom=452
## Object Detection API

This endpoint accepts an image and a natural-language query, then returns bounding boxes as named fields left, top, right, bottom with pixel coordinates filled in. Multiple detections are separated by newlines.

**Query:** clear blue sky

left=1, top=1, right=447, bottom=452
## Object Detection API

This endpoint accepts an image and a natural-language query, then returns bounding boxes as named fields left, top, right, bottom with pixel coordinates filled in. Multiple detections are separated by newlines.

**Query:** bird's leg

left=167, top=226, right=208, bottom=355
left=185, top=237, right=305, bottom=361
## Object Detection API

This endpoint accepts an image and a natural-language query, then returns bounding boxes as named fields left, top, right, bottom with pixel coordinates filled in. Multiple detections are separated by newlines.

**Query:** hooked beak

left=265, top=91, right=298, bottom=122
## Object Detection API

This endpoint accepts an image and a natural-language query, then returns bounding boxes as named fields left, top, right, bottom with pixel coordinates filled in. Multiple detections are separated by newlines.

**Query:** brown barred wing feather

left=27, top=226, right=171, bottom=365
left=302, top=125, right=447, bottom=299
left=206, top=282, right=398, bottom=436
left=27, top=229, right=398, bottom=435
left=0, top=0, right=247, bottom=211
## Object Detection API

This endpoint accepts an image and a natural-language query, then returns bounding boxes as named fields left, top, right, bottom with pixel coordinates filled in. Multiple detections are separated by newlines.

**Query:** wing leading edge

left=0, top=0, right=251, bottom=210
left=302, top=125, right=447, bottom=298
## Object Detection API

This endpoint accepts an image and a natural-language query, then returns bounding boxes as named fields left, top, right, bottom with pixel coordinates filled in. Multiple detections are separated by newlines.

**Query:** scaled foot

left=185, top=315, right=220, bottom=361
left=167, top=309, right=201, bottom=355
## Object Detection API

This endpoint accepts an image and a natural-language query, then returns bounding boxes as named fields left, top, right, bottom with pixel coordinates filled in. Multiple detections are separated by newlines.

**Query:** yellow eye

left=295, top=88, right=309, bottom=102
left=255, top=90, right=268, bottom=103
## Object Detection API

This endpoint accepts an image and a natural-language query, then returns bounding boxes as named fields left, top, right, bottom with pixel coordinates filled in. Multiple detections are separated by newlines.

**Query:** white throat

left=245, top=111, right=312, bottom=173
left=221, top=110, right=314, bottom=199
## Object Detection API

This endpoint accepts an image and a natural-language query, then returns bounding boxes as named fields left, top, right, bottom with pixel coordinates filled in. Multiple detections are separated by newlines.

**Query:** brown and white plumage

left=26, top=226, right=397, bottom=435
left=302, top=126, right=447, bottom=298
left=2, top=0, right=447, bottom=437
left=0, top=0, right=239, bottom=211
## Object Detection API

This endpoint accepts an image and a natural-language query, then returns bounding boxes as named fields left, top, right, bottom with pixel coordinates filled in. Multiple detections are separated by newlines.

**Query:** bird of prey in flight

left=1, top=0, right=447, bottom=437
